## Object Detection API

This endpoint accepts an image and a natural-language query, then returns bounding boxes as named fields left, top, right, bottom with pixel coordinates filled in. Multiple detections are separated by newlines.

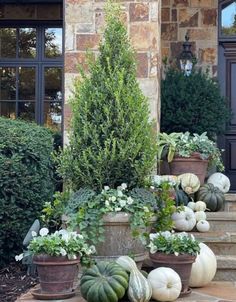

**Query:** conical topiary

left=57, top=2, right=156, bottom=192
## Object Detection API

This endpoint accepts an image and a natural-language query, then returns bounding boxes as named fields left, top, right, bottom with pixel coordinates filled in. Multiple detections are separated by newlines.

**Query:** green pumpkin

left=80, top=261, right=129, bottom=302
left=175, top=189, right=190, bottom=206
left=197, top=183, right=225, bottom=212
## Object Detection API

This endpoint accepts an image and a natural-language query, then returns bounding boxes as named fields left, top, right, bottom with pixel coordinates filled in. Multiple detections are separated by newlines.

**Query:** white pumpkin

left=195, top=201, right=207, bottom=212
left=177, top=173, right=200, bottom=194
left=194, top=211, right=206, bottom=222
left=148, top=267, right=181, bottom=302
left=196, top=220, right=210, bottom=232
left=187, top=201, right=196, bottom=211
left=207, top=172, right=230, bottom=193
left=171, top=206, right=196, bottom=231
left=189, top=243, right=217, bottom=287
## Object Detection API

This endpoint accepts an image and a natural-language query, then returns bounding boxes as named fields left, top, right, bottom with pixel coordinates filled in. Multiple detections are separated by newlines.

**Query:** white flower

left=104, top=186, right=110, bottom=191
left=148, top=242, right=157, bottom=254
left=60, top=248, right=67, bottom=256
left=160, top=231, right=171, bottom=238
left=143, top=206, right=149, bottom=212
left=105, top=200, right=110, bottom=207
left=127, top=197, right=133, bottom=205
left=39, top=227, right=49, bottom=237
left=58, top=229, right=68, bottom=236
left=15, top=253, right=24, bottom=261
left=150, top=186, right=155, bottom=190
left=115, top=207, right=122, bottom=212
left=87, top=245, right=96, bottom=255
left=77, top=234, right=84, bottom=239
left=174, top=252, right=179, bottom=256
left=149, top=233, right=159, bottom=240
left=117, top=190, right=123, bottom=197
left=111, top=196, right=116, bottom=202
left=119, top=199, right=126, bottom=207
left=121, top=183, right=127, bottom=190
left=31, top=231, right=37, bottom=237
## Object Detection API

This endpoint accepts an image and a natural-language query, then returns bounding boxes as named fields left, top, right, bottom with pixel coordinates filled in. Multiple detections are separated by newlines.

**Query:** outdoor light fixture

left=179, top=33, right=194, bottom=76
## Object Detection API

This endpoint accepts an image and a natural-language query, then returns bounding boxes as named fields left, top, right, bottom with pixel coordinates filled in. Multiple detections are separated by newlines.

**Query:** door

left=219, top=1, right=236, bottom=191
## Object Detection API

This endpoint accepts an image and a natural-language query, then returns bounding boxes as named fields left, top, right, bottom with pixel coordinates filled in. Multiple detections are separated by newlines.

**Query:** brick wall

left=161, top=0, right=218, bottom=75
left=64, top=0, right=161, bottom=143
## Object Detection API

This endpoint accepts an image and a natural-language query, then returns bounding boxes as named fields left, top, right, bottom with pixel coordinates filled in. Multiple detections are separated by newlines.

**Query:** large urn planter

left=149, top=252, right=196, bottom=296
left=169, top=153, right=208, bottom=185
left=32, top=255, right=79, bottom=300
left=95, top=212, right=155, bottom=268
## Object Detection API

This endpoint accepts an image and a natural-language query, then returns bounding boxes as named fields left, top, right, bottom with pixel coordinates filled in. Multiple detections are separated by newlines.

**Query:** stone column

left=64, top=0, right=161, bottom=144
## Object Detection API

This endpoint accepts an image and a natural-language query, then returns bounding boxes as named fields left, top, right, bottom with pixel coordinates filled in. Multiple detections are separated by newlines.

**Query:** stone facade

left=64, top=0, right=161, bottom=142
left=161, top=0, right=218, bottom=75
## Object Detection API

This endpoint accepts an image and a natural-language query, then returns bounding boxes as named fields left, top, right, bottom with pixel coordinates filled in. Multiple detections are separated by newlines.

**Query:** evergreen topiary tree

left=57, top=3, right=156, bottom=192
left=161, top=66, right=231, bottom=140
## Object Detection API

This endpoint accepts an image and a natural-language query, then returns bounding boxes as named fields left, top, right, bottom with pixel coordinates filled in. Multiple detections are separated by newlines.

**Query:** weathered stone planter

left=169, top=153, right=208, bottom=184
left=94, top=212, right=154, bottom=268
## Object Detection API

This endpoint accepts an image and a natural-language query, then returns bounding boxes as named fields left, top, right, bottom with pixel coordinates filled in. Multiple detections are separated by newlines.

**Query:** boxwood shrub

left=0, top=118, right=55, bottom=266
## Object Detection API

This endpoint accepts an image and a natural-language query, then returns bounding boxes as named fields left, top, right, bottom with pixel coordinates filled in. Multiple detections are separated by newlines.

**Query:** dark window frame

left=0, top=24, right=63, bottom=129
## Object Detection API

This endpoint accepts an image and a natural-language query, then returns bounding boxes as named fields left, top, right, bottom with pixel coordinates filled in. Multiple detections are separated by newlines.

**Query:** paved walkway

left=17, top=281, right=236, bottom=302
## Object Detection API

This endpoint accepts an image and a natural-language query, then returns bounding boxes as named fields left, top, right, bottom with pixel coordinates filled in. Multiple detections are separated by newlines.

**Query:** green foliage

left=161, top=66, right=231, bottom=139
left=148, top=231, right=200, bottom=256
left=157, top=132, right=224, bottom=171
left=56, top=2, right=156, bottom=192
left=65, top=186, right=155, bottom=247
left=152, top=182, right=176, bottom=232
left=41, top=191, right=70, bottom=232
left=0, top=117, right=55, bottom=267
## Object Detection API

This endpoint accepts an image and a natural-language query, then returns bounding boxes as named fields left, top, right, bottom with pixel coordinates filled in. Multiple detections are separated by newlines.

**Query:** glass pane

left=44, top=101, right=62, bottom=131
left=18, top=102, right=35, bottom=121
left=0, top=28, right=17, bottom=58
left=222, top=2, right=236, bottom=36
left=0, top=101, right=16, bottom=118
left=45, top=28, right=62, bottom=58
left=0, top=67, right=16, bottom=100
left=19, top=67, right=35, bottom=100
left=19, top=28, right=36, bottom=58
left=44, top=67, right=62, bottom=101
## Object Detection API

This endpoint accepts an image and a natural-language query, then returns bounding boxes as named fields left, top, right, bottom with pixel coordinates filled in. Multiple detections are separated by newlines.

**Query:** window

left=220, top=1, right=236, bottom=37
left=0, top=26, right=63, bottom=131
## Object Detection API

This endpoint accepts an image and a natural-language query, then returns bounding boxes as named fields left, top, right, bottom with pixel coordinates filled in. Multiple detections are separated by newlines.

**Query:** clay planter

left=33, top=255, right=79, bottom=295
left=95, top=212, right=155, bottom=268
left=169, top=153, right=208, bottom=184
left=149, top=252, right=196, bottom=296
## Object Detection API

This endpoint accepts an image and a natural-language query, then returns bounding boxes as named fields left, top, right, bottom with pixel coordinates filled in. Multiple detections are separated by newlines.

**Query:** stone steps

left=206, top=212, right=236, bottom=232
left=223, top=193, right=236, bottom=211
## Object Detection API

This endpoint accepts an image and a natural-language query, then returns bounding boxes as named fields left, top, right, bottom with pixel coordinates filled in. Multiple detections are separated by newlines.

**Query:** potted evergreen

left=56, top=2, right=157, bottom=264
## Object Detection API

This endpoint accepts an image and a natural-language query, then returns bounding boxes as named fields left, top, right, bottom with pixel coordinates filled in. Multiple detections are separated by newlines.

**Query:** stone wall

left=161, top=0, right=218, bottom=75
left=64, top=0, right=161, bottom=143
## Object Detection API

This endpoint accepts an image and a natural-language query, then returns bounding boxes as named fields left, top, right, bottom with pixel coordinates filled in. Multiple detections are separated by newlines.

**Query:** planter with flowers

left=63, top=184, right=156, bottom=267
left=16, top=228, right=95, bottom=299
left=157, top=132, right=224, bottom=184
left=147, top=231, right=200, bottom=296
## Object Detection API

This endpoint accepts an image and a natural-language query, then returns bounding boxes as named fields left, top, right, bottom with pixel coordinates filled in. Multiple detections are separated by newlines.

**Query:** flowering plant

left=15, top=228, right=96, bottom=263
left=64, top=184, right=156, bottom=246
left=147, top=231, right=200, bottom=256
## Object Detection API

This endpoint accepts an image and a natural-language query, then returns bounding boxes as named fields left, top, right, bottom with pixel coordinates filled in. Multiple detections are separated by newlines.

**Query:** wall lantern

left=179, top=33, right=194, bottom=76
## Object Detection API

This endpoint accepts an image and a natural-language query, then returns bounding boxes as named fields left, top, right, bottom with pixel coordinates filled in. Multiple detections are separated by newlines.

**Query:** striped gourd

left=116, top=256, right=152, bottom=302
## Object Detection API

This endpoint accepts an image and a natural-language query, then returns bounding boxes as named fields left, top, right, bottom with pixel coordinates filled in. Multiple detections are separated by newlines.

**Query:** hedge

left=0, top=118, right=55, bottom=266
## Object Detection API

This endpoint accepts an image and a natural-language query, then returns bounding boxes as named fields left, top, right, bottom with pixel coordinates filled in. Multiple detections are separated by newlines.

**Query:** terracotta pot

left=95, top=212, right=155, bottom=268
left=33, top=255, right=79, bottom=294
left=149, top=252, right=196, bottom=295
left=169, top=153, right=208, bottom=184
